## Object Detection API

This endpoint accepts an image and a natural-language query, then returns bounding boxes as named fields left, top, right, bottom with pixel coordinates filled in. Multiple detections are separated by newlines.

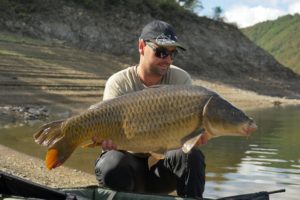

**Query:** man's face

left=143, top=41, right=177, bottom=76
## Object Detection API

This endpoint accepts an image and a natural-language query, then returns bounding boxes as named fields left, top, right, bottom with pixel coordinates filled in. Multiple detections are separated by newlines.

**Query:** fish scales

left=70, top=85, right=211, bottom=151
left=33, top=85, right=257, bottom=169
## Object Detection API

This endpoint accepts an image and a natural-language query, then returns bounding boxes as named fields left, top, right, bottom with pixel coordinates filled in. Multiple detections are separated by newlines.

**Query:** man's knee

left=164, top=148, right=205, bottom=175
left=188, top=148, right=205, bottom=167
left=166, top=148, right=205, bottom=163
left=179, top=148, right=206, bottom=198
left=94, top=150, right=135, bottom=191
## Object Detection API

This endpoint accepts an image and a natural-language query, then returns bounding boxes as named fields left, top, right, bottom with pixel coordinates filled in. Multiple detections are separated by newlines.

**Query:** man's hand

left=196, top=132, right=208, bottom=146
left=101, top=139, right=117, bottom=151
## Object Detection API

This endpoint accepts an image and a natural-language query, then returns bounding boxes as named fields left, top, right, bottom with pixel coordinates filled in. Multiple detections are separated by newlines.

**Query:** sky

left=198, top=0, right=300, bottom=28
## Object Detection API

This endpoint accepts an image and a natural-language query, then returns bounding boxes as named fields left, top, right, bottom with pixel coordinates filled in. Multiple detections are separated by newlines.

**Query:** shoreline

left=193, top=79, right=300, bottom=111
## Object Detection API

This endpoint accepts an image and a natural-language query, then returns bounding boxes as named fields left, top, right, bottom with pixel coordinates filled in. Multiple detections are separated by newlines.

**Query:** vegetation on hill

left=0, top=0, right=196, bottom=16
left=242, top=14, right=300, bottom=74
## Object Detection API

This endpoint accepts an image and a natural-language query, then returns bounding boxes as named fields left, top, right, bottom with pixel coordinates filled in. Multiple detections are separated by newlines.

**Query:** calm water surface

left=1, top=105, right=300, bottom=199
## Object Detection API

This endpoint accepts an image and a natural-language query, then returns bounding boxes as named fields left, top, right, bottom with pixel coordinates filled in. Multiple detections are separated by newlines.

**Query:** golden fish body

left=34, top=85, right=257, bottom=169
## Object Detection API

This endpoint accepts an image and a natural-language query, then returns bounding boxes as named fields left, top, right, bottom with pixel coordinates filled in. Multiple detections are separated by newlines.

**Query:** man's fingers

left=101, top=140, right=107, bottom=148
left=196, top=133, right=208, bottom=146
left=101, top=139, right=117, bottom=150
left=202, top=133, right=208, bottom=144
left=107, top=139, right=113, bottom=148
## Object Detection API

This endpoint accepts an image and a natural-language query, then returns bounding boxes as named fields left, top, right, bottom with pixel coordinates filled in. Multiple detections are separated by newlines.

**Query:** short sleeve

left=168, top=65, right=192, bottom=85
left=102, top=75, right=123, bottom=101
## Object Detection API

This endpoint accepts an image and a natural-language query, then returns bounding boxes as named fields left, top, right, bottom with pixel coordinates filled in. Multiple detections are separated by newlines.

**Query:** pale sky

left=198, top=0, right=300, bottom=28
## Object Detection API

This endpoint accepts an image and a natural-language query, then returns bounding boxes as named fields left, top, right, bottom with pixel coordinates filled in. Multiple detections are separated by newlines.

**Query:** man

left=94, top=20, right=207, bottom=199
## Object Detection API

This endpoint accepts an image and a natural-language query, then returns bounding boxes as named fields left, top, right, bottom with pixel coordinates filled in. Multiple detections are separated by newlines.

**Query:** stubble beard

left=148, top=64, right=170, bottom=77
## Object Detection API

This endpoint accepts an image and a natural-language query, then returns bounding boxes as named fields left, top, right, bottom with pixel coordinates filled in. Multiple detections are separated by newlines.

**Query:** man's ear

left=138, top=39, right=146, bottom=55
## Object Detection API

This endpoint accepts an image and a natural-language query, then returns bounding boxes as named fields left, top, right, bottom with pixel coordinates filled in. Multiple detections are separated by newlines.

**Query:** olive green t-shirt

left=102, top=65, right=192, bottom=101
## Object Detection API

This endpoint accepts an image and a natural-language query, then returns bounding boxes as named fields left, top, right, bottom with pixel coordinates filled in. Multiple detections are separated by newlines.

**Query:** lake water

left=0, top=105, right=300, bottom=199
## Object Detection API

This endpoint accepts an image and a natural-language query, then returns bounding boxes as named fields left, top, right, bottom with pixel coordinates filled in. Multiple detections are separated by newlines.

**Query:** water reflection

left=201, top=105, right=300, bottom=199
left=0, top=105, right=300, bottom=199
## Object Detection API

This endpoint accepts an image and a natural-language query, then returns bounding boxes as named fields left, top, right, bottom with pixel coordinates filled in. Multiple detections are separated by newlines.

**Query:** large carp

left=34, top=85, right=257, bottom=170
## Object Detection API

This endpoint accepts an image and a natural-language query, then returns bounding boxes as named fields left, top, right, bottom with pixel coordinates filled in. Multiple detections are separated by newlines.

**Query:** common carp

left=34, top=85, right=257, bottom=170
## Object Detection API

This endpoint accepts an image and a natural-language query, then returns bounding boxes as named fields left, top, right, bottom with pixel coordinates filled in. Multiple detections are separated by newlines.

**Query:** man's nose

left=164, top=54, right=173, bottom=64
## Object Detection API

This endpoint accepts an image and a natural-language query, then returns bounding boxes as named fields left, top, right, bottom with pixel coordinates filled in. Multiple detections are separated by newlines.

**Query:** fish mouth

left=241, top=121, right=257, bottom=136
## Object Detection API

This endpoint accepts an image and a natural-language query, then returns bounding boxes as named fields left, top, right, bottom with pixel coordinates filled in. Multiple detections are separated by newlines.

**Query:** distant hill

left=0, top=0, right=300, bottom=98
left=242, top=14, right=300, bottom=74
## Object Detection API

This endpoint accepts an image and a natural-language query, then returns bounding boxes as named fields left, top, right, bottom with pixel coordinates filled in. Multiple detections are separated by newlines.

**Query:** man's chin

left=149, top=65, right=169, bottom=76
left=159, top=66, right=169, bottom=73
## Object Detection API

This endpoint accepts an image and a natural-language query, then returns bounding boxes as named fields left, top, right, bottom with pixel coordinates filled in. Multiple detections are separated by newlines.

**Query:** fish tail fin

left=33, top=120, right=76, bottom=170
left=45, top=141, right=77, bottom=170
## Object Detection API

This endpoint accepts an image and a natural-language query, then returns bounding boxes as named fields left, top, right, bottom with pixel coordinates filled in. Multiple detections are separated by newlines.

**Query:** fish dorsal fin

left=33, top=120, right=65, bottom=147
left=181, top=129, right=205, bottom=153
left=150, top=152, right=165, bottom=159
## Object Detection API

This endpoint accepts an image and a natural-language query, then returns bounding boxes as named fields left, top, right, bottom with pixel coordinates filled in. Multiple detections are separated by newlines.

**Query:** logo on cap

left=155, top=33, right=177, bottom=45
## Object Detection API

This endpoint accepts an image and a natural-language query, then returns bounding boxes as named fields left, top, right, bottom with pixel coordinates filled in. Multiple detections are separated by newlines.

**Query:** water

left=201, top=105, right=300, bottom=199
left=1, top=105, right=300, bottom=199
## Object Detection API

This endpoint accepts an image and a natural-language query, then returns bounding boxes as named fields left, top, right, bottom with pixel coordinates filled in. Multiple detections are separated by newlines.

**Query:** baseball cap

left=139, top=20, right=186, bottom=51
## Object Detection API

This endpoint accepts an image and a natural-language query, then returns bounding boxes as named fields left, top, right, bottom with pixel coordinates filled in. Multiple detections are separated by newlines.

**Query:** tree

left=177, top=0, right=203, bottom=13
left=213, top=6, right=223, bottom=21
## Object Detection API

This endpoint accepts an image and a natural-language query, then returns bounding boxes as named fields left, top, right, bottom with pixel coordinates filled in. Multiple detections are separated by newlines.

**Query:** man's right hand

left=101, top=139, right=117, bottom=151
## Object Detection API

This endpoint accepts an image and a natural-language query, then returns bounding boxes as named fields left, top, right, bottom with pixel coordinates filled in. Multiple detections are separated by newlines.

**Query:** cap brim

left=160, top=42, right=186, bottom=51
left=149, top=39, right=186, bottom=51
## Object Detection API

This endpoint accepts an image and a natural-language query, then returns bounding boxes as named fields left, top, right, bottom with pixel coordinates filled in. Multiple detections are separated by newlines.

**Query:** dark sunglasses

left=146, top=42, right=178, bottom=59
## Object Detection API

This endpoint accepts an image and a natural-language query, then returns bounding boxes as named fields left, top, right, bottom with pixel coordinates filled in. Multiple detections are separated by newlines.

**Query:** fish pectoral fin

left=81, top=136, right=102, bottom=148
left=181, top=129, right=205, bottom=153
left=182, top=135, right=202, bottom=153
left=148, top=152, right=165, bottom=169
left=150, top=152, right=165, bottom=160
left=81, top=142, right=97, bottom=148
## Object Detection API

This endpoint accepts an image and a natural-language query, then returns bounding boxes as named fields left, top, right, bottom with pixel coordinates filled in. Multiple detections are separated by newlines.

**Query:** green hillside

left=242, top=14, right=300, bottom=74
